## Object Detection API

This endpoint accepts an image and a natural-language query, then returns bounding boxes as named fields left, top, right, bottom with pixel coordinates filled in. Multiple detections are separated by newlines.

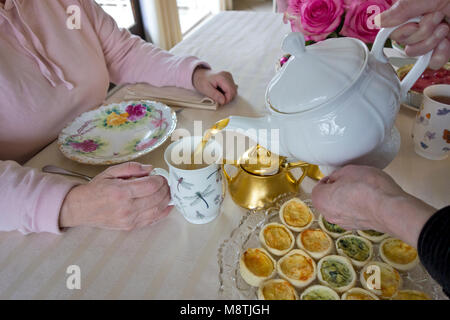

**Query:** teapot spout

left=226, top=116, right=290, bottom=157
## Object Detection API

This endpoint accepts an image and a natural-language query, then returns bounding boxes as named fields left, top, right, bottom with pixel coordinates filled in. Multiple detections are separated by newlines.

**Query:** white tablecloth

left=0, top=11, right=448, bottom=300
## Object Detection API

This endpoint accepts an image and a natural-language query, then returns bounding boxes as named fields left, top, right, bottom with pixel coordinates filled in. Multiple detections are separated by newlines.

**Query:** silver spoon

left=42, top=165, right=92, bottom=181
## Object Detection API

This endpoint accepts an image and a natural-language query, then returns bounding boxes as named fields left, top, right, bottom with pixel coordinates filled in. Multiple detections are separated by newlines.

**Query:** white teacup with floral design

left=412, top=84, right=450, bottom=160
left=151, top=136, right=224, bottom=224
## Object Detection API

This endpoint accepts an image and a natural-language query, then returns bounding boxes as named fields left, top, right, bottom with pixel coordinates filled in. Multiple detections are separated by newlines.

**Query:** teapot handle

left=371, top=17, right=433, bottom=100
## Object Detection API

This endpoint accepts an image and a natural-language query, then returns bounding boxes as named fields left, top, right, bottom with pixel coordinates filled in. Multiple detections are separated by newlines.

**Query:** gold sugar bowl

left=222, top=145, right=324, bottom=210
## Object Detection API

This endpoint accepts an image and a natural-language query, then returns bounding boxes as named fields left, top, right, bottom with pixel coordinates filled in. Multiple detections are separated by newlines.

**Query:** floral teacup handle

left=150, top=168, right=175, bottom=206
left=371, top=17, right=433, bottom=100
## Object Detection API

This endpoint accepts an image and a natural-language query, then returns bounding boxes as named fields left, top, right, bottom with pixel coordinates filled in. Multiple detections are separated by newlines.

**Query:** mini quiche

left=357, top=230, right=389, bottom=243
left=239, top=248, right=277, bottom=287
left=360, top=261, right=402, bottom=299
left=341, top=287, right=379, bottom=300
left=277, top=249, right=316, bottom=288
left=335, top=235, right=373, bottom=268
left=300, top=285, right=340, bottom=300
left=259, top=222, right=295, bottom=256
left=257, top=279, right=299, bottom=300
left=318, top=215, right=351, bottom=239
left=379, top=238, right=419, bottom=271
left=297, top=229, right=333, bottom=259
left=317, top=255, right=356, bottom=293
left=392, top=290, right=431, bottom=300
left=279, top=198, right=314, bottom=232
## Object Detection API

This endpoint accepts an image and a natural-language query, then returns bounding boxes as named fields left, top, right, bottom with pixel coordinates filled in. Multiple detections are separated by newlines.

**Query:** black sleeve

left=417, top=206, right=450, bottom=297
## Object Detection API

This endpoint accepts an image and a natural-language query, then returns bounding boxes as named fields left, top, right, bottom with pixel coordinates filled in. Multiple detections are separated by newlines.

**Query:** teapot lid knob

left=282, top=32, right=306, bottom=57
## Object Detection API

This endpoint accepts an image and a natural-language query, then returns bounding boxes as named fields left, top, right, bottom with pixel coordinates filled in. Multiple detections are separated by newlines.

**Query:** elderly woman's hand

left=311, top=165, right=435, bottom=247
left=59, top=162, right=172, bottom=231
left=379, top=0, right=450, bottom=70
left=192, top=67, right=238, bottom=105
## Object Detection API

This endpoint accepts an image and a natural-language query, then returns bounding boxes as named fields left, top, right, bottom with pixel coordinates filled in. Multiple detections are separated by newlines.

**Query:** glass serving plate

left=218, top=193, right=447, bottom=300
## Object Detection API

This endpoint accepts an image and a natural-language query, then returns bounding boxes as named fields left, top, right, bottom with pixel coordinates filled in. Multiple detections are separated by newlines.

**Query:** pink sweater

left=0, top=0, right=208, bottom=234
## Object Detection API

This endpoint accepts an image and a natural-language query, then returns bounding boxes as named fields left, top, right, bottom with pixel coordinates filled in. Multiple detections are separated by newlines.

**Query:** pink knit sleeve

left=82, top=1, right=210, bottom=90
left=0, top=161, right=79, bottom=235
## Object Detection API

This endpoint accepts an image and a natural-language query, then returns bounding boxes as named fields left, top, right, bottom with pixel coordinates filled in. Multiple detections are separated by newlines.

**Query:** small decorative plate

left=58, top=100, right=177, bottom=165
left=218, top=193, right=448, bottom=300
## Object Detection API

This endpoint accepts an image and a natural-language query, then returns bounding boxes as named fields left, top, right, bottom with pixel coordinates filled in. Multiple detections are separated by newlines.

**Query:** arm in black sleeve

left=418, top=206, right=450, bottom=297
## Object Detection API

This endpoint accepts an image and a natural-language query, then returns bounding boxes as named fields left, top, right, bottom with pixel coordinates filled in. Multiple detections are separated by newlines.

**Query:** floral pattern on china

left=58, top=100, right=177, bottom=165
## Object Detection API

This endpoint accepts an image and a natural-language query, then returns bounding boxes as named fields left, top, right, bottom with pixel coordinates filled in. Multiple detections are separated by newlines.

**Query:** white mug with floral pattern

left=412, top=84, right=450, bottom=160
left=151, top=136, right=224, bottom=224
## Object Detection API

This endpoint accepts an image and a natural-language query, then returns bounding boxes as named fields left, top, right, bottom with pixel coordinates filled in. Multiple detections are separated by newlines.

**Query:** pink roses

left=341, top=0, right=392, bottom=43
left=286, top=0, right=344, bottom=41
left=285, top=0, right=393, bottom=43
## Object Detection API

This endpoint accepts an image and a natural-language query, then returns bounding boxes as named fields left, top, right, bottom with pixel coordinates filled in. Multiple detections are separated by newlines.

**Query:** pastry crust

left=341, top=287, right=379, bottom=300
left=317, top=255, right=356, bottom=293
left=318, top=215, right=351, bottom=239
left=277, top=249, right=317, bottom=288
left=300, top=285, right=340, bottom=300
left=360, top=261, right=402, bottom=299
left=259, top=222, right=295, bottom=256
left=297, top=229, right=333, bottom=260
left=279, top=198, right=314, bottom=232
left=257, top=279, right=299, bottom=300
left=239, top=248, right=277, bottom=287
left=335, top=235, right=373, bottom=268
left=379, top=238, right=419, bottom=271
left=357, top=230, right=389, bottom=243
left=392, top=290, right=430, bottom=300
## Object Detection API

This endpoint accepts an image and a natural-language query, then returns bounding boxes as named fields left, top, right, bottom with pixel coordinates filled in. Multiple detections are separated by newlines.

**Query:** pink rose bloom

left=286, top=0, right=345, bottom=42
left=343, top=0, right=394, bottom=7
left=340, top=0, right=392, bottom=43
left=70, top=139, right=99, bottom=153
left=126, top=104, right=147, bottom=121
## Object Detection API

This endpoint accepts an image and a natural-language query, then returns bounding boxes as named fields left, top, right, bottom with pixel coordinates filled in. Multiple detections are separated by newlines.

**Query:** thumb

left=311, top=180, right=334, bottom=210
left=378, top=0, right=438, bottom=28
left=100, top=162, right=153, bottom=179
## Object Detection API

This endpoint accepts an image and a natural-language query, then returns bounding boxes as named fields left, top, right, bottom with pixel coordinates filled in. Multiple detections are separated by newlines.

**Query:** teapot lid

left=239, top=145, right=283, bottom=176
left=267, top=33, right=368, bottom=114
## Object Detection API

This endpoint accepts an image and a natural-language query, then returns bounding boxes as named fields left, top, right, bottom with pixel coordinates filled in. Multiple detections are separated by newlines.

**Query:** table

left=0, top=11, right=448, bottom=300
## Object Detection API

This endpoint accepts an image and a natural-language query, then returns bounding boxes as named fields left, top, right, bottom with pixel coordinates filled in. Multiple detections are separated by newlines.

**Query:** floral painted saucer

left=58, top=100, right=177, bottom=165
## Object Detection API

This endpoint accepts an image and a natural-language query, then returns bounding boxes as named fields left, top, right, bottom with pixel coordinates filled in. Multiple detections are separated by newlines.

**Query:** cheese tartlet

left=317, top=255, right=356, bottom=293
left=300, top=285, right=340, bottom=300
left=318, top=215, right=351, bottom=239
left=297, top=229, right=333, bottom=259
left=257, top=279, right=299, bottom=300
left=277, top=249, right=317, bottom=288
left=239, top=248, right=277, bottom=287
left=279, top=198, right=314, bottom=232
left=392, top=290, right=431, bottom=300
left=379, top=238, right=419, bottom=271
left=335, top=235, right=373, bottom=268
left=360, top=261, right=402, bottom=299
left=341, top=288, right=379, bottom=300
left=357, top=230, right=389, bottom=243
left=259, top=223, right=295, bottom=256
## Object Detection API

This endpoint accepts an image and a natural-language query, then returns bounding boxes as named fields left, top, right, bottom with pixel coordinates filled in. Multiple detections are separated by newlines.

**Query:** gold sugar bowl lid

left=239, top=145, right=285, bottom=176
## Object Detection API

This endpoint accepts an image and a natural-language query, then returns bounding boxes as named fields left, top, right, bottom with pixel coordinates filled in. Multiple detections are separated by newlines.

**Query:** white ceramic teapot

left=225, top=19, right=433, bottom=173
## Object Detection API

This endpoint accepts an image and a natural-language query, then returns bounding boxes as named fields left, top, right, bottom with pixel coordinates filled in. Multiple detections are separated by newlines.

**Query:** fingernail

left=436, top=24, right=449, bottom=39
left=141, top=164, right=153, bottom=171
left=319, top=176, right=330, bottom=184
left=433, top=12, right=445, bottom=25
left=374, top=14, right=381, bottom=29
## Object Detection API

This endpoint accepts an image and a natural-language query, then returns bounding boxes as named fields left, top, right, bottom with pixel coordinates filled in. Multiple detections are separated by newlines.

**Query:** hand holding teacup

left=151, top=136, right=224, bottom=224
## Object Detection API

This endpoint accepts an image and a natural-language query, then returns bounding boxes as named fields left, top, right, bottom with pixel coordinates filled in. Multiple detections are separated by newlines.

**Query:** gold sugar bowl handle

left=282, top=161, right=325, bottom=186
